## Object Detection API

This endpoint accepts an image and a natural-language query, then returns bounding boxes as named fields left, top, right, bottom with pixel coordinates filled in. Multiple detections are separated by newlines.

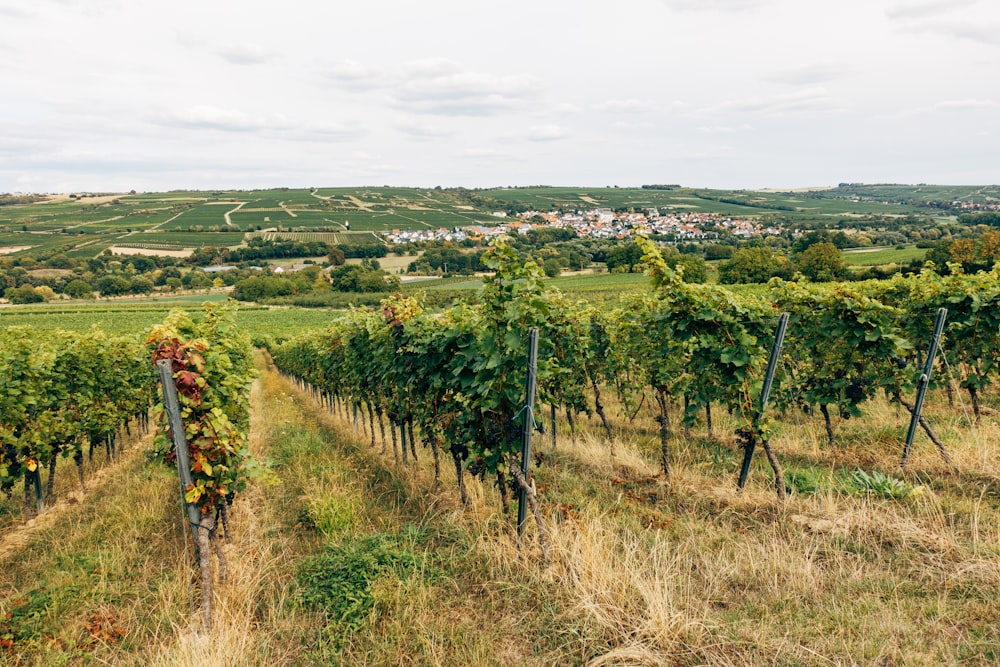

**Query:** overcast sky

left=2, top=0, right=999, bottom=192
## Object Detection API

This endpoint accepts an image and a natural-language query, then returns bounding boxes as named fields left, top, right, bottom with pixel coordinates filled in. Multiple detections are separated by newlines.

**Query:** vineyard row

left=268, top=239, right=1000, bottom=512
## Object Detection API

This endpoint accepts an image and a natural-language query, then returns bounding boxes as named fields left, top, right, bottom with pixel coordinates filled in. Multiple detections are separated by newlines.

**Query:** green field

left=0, top=185, right=993, bottom=260
left=154, top=205, right=231, bottom=230
left=235, top=210, right=344, bottom=230
left=115, top=231, right=246, bottom=248
left=842, top=246, right=927, bottom=266
left=0, top=302, right=338, bottom=339
left=478, top=186, right=931, bottom=221
left=830, top=183, right=1000, bottom=205
left=248, top=231, right=381, bottom=245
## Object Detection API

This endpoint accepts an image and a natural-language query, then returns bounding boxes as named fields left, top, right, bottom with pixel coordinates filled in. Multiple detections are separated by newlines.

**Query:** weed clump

left=850, top=469, right=924, bottom=500
left=295, top=532, right=430, bottom=648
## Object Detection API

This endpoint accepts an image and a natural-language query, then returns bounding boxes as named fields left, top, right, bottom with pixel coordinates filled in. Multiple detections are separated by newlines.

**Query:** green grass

left=549, top=270, right=649, bottom=290
left=410, top=270, right=711, bottom=306
left=842, top=246, right=927, bottom=266
left=0, top=302, right=338, bottom=339
left=116, top=231, right=246, bottom=247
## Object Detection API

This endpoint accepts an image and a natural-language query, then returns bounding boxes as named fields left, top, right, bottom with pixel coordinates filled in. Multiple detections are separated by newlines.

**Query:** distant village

left=383, top=208, right=785, bottom=245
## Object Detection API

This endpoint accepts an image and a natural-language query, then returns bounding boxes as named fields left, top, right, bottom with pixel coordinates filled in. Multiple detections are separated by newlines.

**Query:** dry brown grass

left=457, top=388, right=1000, bottom=664
left=5, top=366, right=1000, bottom=666
left=128, top=369, right=331, bottom=666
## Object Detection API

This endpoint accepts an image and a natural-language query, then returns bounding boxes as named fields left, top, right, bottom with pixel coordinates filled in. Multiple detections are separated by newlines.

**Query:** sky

left=1, top=0, right=999, bottom=193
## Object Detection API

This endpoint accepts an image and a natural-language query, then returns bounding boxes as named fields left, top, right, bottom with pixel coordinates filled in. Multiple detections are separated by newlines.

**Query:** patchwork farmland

left=0, top=183, right=992, bottom=260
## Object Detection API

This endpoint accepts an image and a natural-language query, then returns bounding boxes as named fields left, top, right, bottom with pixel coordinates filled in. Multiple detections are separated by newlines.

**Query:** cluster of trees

left=407, top=247, right=485, bottom=276
left=231, top=261, right=399, bottom=302
left=400, top=232, right=593, bottom=278
left=0, top=194, right=46, bottom=206
left=189, top=239, right=335, bottom=266
left=603, top=243, right=707, bottom=282
left=231, top=265, right=327, bottom=301
left=0, top=238, right=394, bottom=302
left=0, top=249, right=268, bottom=302
left=329, top=261, right=399, bottom=292
left=957, top=212, right=1000, bottom=228
left=718, top=240, right=848, bottom=284
left=926, top=230, right=1000, bottom=274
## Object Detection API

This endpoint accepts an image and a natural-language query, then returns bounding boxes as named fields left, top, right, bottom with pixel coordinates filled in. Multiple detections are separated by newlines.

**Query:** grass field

left=154, top=206, right=229, bottom=230
left=347, top=253, right=417, bottom=273
left=0, top=302, right=338, bottom=339
left=842, top=246, right=927, bottom=266
left=120, top=231, right=246, bottom=247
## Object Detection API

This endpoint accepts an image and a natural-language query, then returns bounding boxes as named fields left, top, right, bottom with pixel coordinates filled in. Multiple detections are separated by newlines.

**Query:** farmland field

left=0, top=302, right=337, bottom=338
left=153, top=206, right=227, bottom=230
left=115, top=231, right=246, bottom=248
left=228, top=209, right=294, bottom=227
left=479, top=186, right=932, bottom=221
left=842, top=246, right=928, bottom=266
left=0, top=184, right=992, bottom=262
left=248, top=230, right=381, bottom=244
left=237, top=210, right=344, bottom=229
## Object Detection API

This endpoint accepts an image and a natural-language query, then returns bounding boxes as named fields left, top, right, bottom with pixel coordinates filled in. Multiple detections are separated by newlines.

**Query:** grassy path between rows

left=4, top=357, right=1000, bottom=665
left=0, top=358, right=584, bottom=666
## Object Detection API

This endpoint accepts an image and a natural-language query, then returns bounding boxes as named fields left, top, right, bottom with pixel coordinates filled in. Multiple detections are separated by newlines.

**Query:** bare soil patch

left=108, top=246, right=193, bottom=258
left=346, top=195, right=376, bottom=212
left=27, top=268, right=73, bottom=279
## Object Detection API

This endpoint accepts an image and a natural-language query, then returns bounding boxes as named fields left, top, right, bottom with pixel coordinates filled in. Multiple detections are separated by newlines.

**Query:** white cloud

left=215, top=42, right=276, bottom=66
left=697, top=124, right=752, bottom=133
left=394, top=120, right=455, bottom=140
left=526, top=124, right=570, bottom=141
left=552, top=103, right=583, bottom=114
left=307, top=121, right=367, bottom=141
left=402, top=58, right=463, bottom=78
left=595, top=99, right=655, bottom=113
left=899, top=20, right=1000, bottom=46
left=930, top=22, right=1000, bottom=46
left=888, top=1, right=1000, bottom=46
left=765, top=63, right=849, bottom=86
left=659, top=0, right=771, bottom=11
left=392, top=65, right=542, bottom=116
left=154, top=106, right=291, bottom=132
left=323, top=59, right=391, bottom=91
left=4, top=1, right=1000, bottom=191
left=613, top=120, right=656, bottom=130
left=459, top=147, right=517, bottom=161
left=688, top=145, right=737, bottom=160
left=0, top=135, right=48, bottom=158
left=0, top=3, right=35, bottom=18
left=713, top=87, right=844, bottom=116
left=934, top=99, right=999, bottom=110
left=886, top=0, right=977, bottom=21
left=322, top=58, right=541, bottom=116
